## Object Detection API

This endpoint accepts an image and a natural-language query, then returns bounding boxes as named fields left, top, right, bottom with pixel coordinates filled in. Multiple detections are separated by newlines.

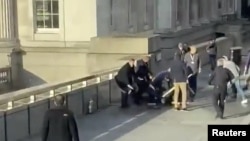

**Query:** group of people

left=115, top=40, right=249, bottom=119
left=40, top=40, right=250, bottom=141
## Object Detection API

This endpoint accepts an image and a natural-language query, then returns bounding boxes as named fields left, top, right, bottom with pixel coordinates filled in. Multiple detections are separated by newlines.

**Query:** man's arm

left=208, top=71, right=215, bottom=85
left=197, top=55, right=202, bottom=72
left=244, top=53, right=250, bottom=74
left=41, top=111, right=49, bottom=141
left=69, top=113, right=80, bottom=141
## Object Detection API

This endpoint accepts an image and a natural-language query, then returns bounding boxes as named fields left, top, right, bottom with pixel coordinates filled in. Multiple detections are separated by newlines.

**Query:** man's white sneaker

left=241, top=99, right=248, bottom=104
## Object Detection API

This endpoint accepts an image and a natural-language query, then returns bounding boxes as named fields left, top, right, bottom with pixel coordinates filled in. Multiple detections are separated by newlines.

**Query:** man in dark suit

left=208, top=59, right=234, bottom=119
left=42, top=95, right=79, bottom=141
left=115, top=59, right=135, bottom=108
left=169, top=55, right=188, bottom=111
left=134, top=56, right=153, bottom=105
left=206, top=39, right=217, bottom=71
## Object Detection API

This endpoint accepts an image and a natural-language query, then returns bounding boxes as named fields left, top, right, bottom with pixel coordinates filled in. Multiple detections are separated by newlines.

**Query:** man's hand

left=244, top=67, right=247, bottom=75
left=198, top=68, right=201, bottom=73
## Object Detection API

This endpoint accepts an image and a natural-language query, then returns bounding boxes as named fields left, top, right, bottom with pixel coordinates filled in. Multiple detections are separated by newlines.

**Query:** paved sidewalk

left=24, top=66, right=250, bottom=141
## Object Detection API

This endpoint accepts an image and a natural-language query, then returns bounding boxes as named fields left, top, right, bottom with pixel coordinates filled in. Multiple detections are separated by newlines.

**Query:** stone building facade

left=0, top=0, right=248, bottom=88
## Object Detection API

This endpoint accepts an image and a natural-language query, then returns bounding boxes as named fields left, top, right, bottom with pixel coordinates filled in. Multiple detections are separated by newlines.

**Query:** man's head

left=217, top=58, right=224, bottom=66
left=54, top=95, right=66, bottom=106
left=190, top=46, right=197, bottom=54
left=142, top=55, right=150, bottom=63
left=178, top=43, right=183, bottom=50
left=128, top=58, right=135, bottom=67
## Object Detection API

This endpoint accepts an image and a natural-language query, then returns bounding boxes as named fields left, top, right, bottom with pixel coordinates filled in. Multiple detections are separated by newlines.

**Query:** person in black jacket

left=42, top=95, right=79, bottom=141
left=206, top=39, right=217, bottom=71
left=147, top=70, right=170, bottom=108
left=208, top=59, right=234, bottom=119
left=134, top=56, right=153, bottom=105
left=115, top=59, right=135, bottom=108
left=169, top=55, right=188, bottom=111
left=175, top=43, right=186, bottom=61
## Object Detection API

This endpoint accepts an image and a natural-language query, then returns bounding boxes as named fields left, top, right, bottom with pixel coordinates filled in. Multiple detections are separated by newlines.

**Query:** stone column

left=154, top=0, right=176, bottom=33
left=210, top=0, right=219, bottom=21
left=181, top=0, right=191, bottom=29
left=0, top=0, right=15, bottom=43
left=190, top=0, right=200, bottom=26
left=199, top=0, right=209, bottom=23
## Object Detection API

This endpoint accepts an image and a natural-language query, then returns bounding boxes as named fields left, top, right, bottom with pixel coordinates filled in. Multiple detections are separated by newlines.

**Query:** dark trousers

left=212, top=86, right=227, bottom=118
left=147, top=86, right=161, bottom=104
left=135, top=78, right=149, bottom=104
left=188, top=74, right=197, bottom=100
left=115, top=77, right=130, bottom=107
left=209, top=54, right=216, bottom=71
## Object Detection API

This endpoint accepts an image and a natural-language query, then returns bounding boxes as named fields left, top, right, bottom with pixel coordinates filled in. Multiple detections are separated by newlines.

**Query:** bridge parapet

left=0, top=67, right=121, bottom=141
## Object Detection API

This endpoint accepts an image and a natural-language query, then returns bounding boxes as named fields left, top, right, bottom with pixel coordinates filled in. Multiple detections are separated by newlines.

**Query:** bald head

left=142, top=56, right=150, bottom=62
left=54, top=95, right=66, bottom=106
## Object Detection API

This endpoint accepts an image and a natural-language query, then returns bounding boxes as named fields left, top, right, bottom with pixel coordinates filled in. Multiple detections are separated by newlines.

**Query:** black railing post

left=4, top=112, right=7, bottom=141
left=109, top=80, right=112, bottom=104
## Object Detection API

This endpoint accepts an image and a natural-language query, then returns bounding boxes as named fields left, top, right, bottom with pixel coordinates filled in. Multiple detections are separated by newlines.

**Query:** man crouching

left=147, top=70, right=171, bottom=109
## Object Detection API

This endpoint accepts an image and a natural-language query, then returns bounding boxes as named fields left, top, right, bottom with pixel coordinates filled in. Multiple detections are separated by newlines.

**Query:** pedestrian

left=115, top=59, right=136, bottom=108
left=134, top=56, right=153, bottom=105
left=175, top=42, right=186, bottom=61
left=206, top=39, right=217, bottom=71
left=184, top=46, right=201, bottom=102
left=208, top=59, right=234, bottom=119
left=222, top=56, right=248, bottom=104
left=147, top=70, right=170, bottom=108
left=41, top=95, right=79, bottom=141
left=243, top=50, right=250, bottom=89
left=169, top=55, right=188, bottom=111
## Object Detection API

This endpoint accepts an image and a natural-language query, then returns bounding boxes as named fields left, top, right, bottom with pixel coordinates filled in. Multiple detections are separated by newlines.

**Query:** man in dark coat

left=206, top=39, right=217, bottom=71
left=134, top=56, right=153, bottom=105
left=169, top=55, right=188, bottom=111
left=208, top=59, right=234, bottom=119
left=115, top=59, right=135, bottom=108
left=175, top=42, right=186, bottom=61
left=42, top=95, right=79, bottom=141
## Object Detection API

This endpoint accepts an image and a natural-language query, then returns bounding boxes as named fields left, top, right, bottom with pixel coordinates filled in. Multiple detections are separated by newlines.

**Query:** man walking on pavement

left=42, top=95, right=79, bottom=141
left=184, top=46, right=201, bottom=102
left=208, top=59, right=234, bottom=119
left=115, top=59, right=136, bottom=108
left=206, top=39, right=217, bottom=71
left=169, top=55, right=188, bottom=111
left=134, top=56, right=153, bottom=105
left=222, top=56, right=248, bottom=104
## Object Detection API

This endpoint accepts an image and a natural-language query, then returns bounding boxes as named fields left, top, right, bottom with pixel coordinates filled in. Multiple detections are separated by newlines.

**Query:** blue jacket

left=151, top=71, right=169, bottom=88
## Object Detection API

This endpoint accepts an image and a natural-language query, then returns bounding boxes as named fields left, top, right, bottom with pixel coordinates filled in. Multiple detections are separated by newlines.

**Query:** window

left=34, top=0, right=59, bottom=31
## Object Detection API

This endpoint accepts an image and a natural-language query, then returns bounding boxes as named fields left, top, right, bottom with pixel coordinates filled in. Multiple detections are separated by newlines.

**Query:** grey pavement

left=24, top=66, right=250, bottom=141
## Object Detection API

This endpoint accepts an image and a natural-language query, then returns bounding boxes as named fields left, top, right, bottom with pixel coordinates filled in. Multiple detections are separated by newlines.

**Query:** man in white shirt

left=222, top=56, right=248, bottom=104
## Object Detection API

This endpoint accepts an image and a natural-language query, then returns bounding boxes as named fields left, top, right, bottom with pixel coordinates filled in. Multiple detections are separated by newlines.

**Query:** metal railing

left=0, top=69, right=118, bottom=111
left=0, top=66, right=11, bottom=85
